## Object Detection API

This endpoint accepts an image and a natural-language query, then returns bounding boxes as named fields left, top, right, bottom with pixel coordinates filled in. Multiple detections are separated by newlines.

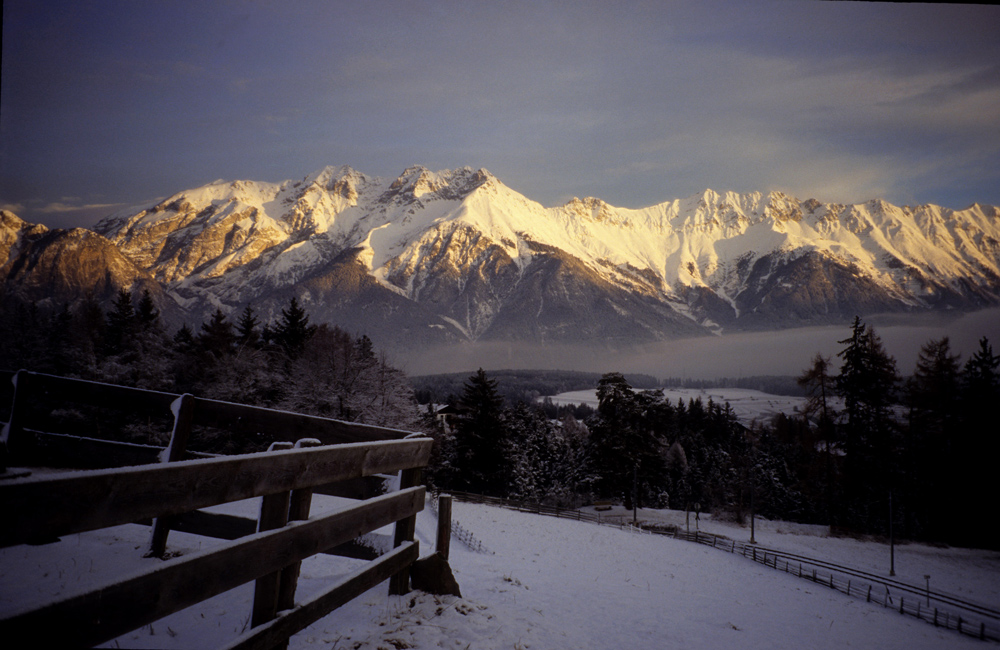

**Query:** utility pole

left=889, top=491, right=895, bottom=577
left=632, top=463, right=638, bottom=526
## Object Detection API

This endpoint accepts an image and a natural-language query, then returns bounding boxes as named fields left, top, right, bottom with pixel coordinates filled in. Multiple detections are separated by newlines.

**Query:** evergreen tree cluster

left=6, top=293, right=995, bottom=547
left=1, top=293, right=421, bottom=452
left=427, top=318, right=998, bottom=548
left=796, top=317, right=999, bottom=546
left=428, top=368, right=799, bottom=521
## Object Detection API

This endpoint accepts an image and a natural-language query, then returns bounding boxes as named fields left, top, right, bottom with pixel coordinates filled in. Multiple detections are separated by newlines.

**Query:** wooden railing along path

left=0, top=370, right=434, bottom=649
left=445, top=490, right=1000, bottom=644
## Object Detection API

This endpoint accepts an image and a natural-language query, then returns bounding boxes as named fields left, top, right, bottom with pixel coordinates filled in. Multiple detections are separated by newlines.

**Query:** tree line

left=4, top=292, right=996, bottom=547
left=797, top=316, right=999, bottom=547
left=0, top=291, right=420, bottom=453
left=427, top=316, right=999, bottom=548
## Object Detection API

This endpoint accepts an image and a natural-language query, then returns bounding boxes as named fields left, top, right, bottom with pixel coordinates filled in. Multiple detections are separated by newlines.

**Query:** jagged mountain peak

left=16, top=166, right=998, bottom=350
left=384, top=165, right=498, bottom=203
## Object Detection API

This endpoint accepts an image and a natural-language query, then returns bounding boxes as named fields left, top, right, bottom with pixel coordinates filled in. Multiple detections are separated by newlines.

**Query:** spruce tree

left=835, top=317, right=899, bottom=532
left=797, top=353, right=837, bottom=523
left=904, top=337, right=961, bottom=538
left=236, top=305, right=260, bottom=349
left=105, top=288, right=136, bottom=355
left=199, top=309, right=236, bottom=358
left=957, top=337, right=1000, bottom=545
left=272, top=297, right=316, bottom=358
left=136, top=289, right=159, bottom=326
left=454, top=368, right=508, bottom=495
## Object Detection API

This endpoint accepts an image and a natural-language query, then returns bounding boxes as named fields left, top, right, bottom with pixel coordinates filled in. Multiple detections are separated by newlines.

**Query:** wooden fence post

left=436, top=494, right=452, bottom=560
left=389, top=467, right=422, bottom=595
left=146, top=393, right=197, bottom=558
left=252, top=441, right=294, bottom=628
left=2, top=370, right=33, bottom=469
left=276, top=439, right=322, bottom=618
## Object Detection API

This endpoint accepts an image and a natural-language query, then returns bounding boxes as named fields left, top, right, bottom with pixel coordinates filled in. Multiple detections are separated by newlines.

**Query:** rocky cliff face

left=6, top=166, right=1000, bottom=348
left=0, top=211, right=170, bottom=314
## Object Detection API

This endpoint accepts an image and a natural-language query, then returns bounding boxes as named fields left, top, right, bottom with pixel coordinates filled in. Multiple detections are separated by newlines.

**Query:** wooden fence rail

left=1, top=370, right=416, bottom=470
left=0, top=370, right=434, bottom=649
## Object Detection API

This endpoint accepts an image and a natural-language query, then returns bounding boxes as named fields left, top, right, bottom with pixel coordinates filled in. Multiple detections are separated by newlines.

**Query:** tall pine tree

left=454, top=369, right=508, bottom=495
left=835, top=317, right=899, bottom=532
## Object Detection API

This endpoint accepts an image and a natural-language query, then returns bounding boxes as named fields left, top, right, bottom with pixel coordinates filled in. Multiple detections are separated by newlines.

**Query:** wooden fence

left=0, top=370, right=434, bottom=649
left=445, top=490, right=1000, bottom=644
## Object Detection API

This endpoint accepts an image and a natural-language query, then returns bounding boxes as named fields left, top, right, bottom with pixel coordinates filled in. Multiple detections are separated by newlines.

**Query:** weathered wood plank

left=221, top=541, right=419, bottom=650
left=193, top=397, right=415, bottom=445
left=2, top=370, right=33, bottom=466
left=313, top=475, right=389, bottom=500
left=26, top=430, right=174, bottom=468
left=147, top=393, right=199, bottom=558
left=136, top=512, right=389, bottom=560
left=0, top=438, right=433, bottom=548
left=0, top=486, right=425, bottom=647
left=27, top=371, right=178, bottom=413
left=162, top=509, right=256, bottom=540
left=277, top=438, right=322, bottom=621
left=251, top=442, right=295, bottom=628
left=389, top=467, right=422, bottom=595
left=436, top=494, right=452, bottom=560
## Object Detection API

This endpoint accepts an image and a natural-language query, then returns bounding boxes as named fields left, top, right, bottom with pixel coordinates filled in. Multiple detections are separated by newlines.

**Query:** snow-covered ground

left=2, top=493, right=996, bottom=649
left=547, top=387, right=824, bottom=427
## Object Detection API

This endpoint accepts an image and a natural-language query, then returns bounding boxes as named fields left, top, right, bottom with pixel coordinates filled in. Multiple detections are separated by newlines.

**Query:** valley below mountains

left=3, top=164, right=1000, bottom=361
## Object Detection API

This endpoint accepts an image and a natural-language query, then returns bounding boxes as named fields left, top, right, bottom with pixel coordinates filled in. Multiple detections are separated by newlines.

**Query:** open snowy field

left=547, top=387, right=824, bottom=427
left=2, top=494, right=995, bottom=649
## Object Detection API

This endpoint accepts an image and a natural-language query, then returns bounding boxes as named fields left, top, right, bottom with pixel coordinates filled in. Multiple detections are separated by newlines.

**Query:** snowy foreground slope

left=2, top=496, right=996, bottom=649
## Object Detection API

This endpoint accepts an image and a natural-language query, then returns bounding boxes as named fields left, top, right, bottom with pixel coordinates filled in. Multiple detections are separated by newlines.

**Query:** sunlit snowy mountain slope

left=26, top=164, right=1000, bottom=344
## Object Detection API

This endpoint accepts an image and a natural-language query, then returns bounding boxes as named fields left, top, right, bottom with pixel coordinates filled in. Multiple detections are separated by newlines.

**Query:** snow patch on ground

left=2, top=493, right=995, bottom=649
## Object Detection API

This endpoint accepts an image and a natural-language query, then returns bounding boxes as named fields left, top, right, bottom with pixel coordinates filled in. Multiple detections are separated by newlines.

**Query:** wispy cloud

left=36, top=202, right=123, bottom=214
left=2, top=0, right=999, bottom=227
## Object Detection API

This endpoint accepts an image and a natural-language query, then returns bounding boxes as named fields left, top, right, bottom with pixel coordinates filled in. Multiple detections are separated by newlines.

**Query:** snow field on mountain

left=98, top=165, right=1000, bottom=309
left=2, top=492, right=995, bottom=649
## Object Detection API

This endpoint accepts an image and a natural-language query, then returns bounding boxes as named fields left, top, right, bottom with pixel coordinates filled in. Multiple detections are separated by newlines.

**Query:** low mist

left=396, top=308, right=1000, bottom=381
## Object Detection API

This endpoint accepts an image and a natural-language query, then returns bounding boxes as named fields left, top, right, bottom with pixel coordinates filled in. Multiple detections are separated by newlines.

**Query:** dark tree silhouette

left=271, top=297, right=317, bottom=358
left=454, top=369, right=508, bottom=495
left=835, top=316, right=899, bottom=532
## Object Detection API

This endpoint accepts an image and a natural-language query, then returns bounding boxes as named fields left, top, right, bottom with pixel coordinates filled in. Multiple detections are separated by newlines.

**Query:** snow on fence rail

left=446, top=490, right=1000, bottom=644
left=0, top=370, right=434, bottom=650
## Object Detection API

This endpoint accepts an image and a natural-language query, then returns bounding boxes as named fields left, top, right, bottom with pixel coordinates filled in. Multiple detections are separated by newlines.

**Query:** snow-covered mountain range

left=4, top=165, right=1000, bottom=347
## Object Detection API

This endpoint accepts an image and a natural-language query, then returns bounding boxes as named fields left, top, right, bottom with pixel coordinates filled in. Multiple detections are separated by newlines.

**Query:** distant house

left=433, top=404, right=465, bottom=434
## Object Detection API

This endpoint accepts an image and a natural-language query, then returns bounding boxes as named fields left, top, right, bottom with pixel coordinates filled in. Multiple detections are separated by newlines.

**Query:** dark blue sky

left=3, top=0, right=999, bottom=229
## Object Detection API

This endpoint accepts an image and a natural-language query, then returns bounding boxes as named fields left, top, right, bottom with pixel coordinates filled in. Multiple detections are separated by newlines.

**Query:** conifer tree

left=136, top=289, right=159, bottom=326
left=199, top=309, right=236, bottom=358
left=236, top=305, right=260, bottom=349
left=454, top=368, right=508, bottom=495
left=835, top=316, right=899, bottom=532
left=956, top=337, right=1000, bottom=545
left=272, top=297, right=317, bottom=358
left=587, top=373, right=639, bottom=507
left=105, top=288, right=136, bottom=355
left=587, top=373, right=668, bottom=509
left=798, top=352, right=838, bottom=522
left=904, top=337, right=961, bottom=537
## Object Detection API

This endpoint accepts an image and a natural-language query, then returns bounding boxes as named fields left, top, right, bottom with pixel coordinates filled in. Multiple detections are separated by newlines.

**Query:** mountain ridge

left=3, top=166, right=999, bottom=349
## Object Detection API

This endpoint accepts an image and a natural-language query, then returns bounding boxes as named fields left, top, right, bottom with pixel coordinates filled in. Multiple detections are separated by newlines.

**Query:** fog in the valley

left=397, top=308, right=1000, bottom=381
